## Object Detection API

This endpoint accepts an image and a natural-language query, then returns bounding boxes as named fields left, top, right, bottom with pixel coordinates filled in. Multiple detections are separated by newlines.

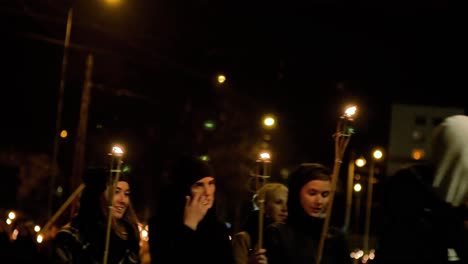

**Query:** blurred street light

left=8, top=211, right=16, bottom=220
left=355, top=157, right=366, bottom=167
left=217, top=74, right=226, bottom=84
left=200, top=155, right=210, bottom=161
left=354, top=183, right=362, bottom=192
left=60, top=130, right=68, bottom=138
left=36, top=234, right=44, bottom=244
left=372, top=149, right=383, bottom=160
left=262, top=114, right=276, bottom=129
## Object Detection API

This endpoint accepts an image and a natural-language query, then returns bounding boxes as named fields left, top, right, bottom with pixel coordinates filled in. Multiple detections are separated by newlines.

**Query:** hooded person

left=52, top=167, right=141, bottom=264
left=379, top=115, right=468, bottom=264
left=148, top=155, right=234, bottom=264
left=264, top=163, right=350, bottom=264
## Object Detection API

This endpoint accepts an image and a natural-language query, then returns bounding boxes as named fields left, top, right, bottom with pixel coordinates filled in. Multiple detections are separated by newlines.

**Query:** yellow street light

left=200, top=155, right=210, bottom=161
left=355, top=157, right=367, bottom=167
left=8, top=211, right=16, bottom=220
left=262, top=114, right=276, bottom=129
left=217, top=74, right=226, bottom=84
left=372, top=149, right=383, bottom=160
left=60, top=130, right=68, bottom=138
left=354, top=183, right=362, bottom=192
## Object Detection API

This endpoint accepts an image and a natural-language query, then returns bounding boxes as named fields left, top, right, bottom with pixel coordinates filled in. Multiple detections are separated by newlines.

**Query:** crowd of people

left=2, top=114, right=467, bottom=263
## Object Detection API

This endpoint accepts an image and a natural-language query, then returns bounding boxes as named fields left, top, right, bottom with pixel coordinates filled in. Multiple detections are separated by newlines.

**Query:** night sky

left=2, top=1, right=466, bottom=170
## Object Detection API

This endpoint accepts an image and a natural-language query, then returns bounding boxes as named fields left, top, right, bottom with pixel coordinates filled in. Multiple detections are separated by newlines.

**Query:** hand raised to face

left=183, top=177, right=216, bottom=230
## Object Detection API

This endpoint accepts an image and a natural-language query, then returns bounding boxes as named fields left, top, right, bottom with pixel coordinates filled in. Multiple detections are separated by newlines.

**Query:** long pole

left=42, top=183, right=85, bottom=237
left=103, top=154, right=122, bottom=264
left=344, top=155, right=355, bottom=233
left=48, top=7, right=73, bottom=219
left=256, top=159, right=270, bottom=249
left=69, top=53, right=94, bottom=218
left=363, top=160, right=375, bottom=253
left=317, top=117, right=352, bottom=263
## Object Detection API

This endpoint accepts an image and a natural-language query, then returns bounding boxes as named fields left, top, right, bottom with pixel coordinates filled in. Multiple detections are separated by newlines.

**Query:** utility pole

left=48, top=7, right=74, bottom=219
left=70, top=53, right=94, bottom=218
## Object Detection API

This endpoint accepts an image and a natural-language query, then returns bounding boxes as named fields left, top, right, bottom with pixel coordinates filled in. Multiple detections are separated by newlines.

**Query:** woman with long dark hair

left=53, top=168, right=140, bottom=264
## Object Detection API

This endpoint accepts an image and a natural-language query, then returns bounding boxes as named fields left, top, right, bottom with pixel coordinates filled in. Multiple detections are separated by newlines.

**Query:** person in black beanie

left=52, top=168, right=141, bottom=264
left=148, top=155, right=234, bottom=264
left=264, top=163, right=350, bottom=264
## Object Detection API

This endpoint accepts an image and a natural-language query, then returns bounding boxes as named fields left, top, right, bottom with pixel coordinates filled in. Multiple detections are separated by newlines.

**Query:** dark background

left=1, top=0, right=466, bottom=227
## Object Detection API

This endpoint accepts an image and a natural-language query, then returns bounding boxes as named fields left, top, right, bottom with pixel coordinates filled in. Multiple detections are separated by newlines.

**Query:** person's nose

left=311, top=195, right=322, bottom=206
left=115, top=193, right=125, bottom=203
left=203, top=184, right=214, bottom=196
left=316, top=195, right=326, bottom=205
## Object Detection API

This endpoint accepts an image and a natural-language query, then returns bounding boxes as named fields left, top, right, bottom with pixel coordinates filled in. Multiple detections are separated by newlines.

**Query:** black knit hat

left=171, top=155, right=214, bottom=195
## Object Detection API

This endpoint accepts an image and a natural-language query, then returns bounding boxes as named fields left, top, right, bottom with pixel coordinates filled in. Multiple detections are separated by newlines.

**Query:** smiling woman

left=52, top=168, right=141, bottom=264
left=111, top=180, right=131, bottom=219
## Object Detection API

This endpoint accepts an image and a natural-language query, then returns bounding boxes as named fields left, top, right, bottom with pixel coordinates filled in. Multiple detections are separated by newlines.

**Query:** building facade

left=386, top=104, right=465, bottom=176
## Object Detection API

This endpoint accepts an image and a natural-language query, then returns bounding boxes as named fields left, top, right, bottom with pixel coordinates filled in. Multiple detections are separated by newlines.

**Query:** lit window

left=411, top=149, right=425, bottom=160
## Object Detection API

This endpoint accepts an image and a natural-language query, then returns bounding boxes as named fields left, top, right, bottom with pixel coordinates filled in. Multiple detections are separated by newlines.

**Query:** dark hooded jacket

left=264, top=163, right=350, bottom=264
left=149, top=156, right=234, bottom=264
